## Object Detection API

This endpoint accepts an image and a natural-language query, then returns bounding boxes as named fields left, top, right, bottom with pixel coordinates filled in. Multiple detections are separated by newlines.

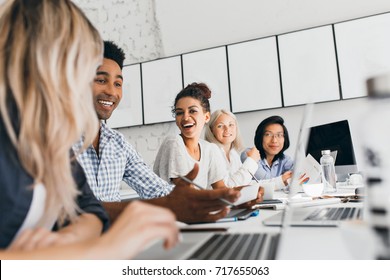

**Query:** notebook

left=263, top=104, right=364, bottom=227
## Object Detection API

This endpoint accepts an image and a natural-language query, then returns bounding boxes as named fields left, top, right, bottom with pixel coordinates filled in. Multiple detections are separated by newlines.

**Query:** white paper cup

left=348, top=174, right=364, bottom=186
left=261, top=182, right=275, bottom=200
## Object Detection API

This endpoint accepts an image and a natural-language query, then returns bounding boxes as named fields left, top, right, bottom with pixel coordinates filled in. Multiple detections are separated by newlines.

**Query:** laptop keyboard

left=305, top=207, right=362, bottom=221
left=188, top=233, right=280, bottom=260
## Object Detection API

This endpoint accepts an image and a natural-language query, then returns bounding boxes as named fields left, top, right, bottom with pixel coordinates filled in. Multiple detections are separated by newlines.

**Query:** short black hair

left=103, top=40, right=125, bottom=69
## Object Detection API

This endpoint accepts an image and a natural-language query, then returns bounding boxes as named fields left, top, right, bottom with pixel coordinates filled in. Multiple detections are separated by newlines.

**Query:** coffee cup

left=261, top=181, right=275, bottom=200
left=348, top=173, right=364, bottom=186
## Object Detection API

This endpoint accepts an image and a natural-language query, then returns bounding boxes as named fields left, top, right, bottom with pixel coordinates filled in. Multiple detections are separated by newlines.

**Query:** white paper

left=301, top=153, right=322, bottom=184
left=233, top=185, right=259, bottom=206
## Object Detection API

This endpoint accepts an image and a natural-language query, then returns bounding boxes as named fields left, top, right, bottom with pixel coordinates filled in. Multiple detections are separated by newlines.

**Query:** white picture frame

left=228, top=36, right=282, bottom=113
left=106, top=64, right=143, bottom=128
left=142, top=56, right=183, bottom=124
left=182, top=47, right=231, bottom=112
left=335, top=13, right=390, bottom=99
left=278, top=25, right=340, bottom=106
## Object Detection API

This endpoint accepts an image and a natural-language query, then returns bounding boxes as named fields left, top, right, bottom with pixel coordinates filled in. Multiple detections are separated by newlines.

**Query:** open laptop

left=263, top=205, right=363, bottom=227
left=134, top=105, right=319, bottom=260
left=134, top=230, right=281, bottom=260
left=263, top=105, right=364, bottom=227
left=134, top=206, right=282, bottom=260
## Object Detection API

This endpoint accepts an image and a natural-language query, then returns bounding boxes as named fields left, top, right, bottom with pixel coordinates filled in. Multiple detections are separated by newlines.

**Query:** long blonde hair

left=205, top=109, right=244, bottom=152
left=0, top=0, right=102, bottom=225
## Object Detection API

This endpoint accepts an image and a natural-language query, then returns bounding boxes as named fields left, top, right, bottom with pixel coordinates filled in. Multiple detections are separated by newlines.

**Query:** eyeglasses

left=263, top=132, right=284, bottom=139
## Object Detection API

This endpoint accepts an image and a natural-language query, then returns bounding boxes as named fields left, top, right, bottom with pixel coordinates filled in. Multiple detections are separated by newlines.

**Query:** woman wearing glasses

left=241, top=115, right=293, bottom=190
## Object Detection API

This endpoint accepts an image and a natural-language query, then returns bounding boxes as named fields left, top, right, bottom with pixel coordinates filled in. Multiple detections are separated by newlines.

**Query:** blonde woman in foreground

left=0, top=0, right=180, bottom=259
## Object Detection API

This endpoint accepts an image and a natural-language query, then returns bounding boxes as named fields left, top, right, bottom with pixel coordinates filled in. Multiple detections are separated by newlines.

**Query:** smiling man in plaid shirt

left=75, top=41, right=240, bottom=223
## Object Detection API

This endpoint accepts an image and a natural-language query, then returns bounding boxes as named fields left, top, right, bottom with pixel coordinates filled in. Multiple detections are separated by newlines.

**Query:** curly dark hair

left=172, top=82, right=211, bottom=115
left=254, top=115, right=290, bottom=162
left=103, top=40, right=125, bottom=69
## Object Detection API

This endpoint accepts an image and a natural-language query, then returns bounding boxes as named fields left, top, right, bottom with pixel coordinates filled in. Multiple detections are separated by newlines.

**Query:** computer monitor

left=306, top=120, right=358, bottom=180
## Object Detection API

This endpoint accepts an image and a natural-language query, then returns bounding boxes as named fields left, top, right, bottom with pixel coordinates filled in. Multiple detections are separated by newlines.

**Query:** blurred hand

left=246, top=146, right=260, bottom=162
left=168, top=164, right=241, bottom=223
left=298, top=173, right=310, bottom=185
left=256, top=186, right=265, bottom=203
left=8, top=202, right=178, bottom=260
left=8, top=220, right=92, bottom=251
left=8, top=228, right=66, bottom=251
left=282, top=170, right=293, bottom=186
left=100, top=201, right=179, bottom=259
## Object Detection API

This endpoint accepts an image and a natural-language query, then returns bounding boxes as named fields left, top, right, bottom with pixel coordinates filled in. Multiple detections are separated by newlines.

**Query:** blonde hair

left=0, top=0, right=102, bottom=225
left=205, top=109, right=244, bottom=152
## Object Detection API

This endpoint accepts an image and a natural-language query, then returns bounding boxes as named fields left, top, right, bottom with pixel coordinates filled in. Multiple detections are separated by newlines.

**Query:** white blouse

left=219, top=147, right=259, bottom=187
left=154, top=134, right=226, bottom=189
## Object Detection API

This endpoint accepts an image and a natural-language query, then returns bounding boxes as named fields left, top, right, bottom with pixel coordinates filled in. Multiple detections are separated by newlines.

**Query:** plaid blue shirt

left=74, top=122, right=173, bottom=202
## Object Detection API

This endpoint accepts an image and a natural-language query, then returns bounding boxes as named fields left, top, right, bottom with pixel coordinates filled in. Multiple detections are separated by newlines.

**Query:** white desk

left=173, top=188, right=373, bottom=260
left=179, top=210, right=358, bottom=259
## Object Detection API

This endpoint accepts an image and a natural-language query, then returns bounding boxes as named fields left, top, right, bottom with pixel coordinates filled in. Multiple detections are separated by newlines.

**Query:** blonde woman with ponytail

left=0, top=0, right=179, bottom=259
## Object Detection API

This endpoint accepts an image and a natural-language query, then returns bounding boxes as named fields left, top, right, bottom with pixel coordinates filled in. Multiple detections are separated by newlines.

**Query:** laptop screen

left=280, top=103, right=314, bottom=227
left=286, top=104, right=314, bottom=197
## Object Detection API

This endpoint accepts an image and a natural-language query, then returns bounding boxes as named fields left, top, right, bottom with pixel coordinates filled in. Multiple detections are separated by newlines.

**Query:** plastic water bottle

left=320, top=150, right=337, bottom=193
left=360, top=74, right=390, bottom=259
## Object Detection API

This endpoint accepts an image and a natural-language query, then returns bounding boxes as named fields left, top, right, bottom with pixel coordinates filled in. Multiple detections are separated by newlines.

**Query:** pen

left=216, top=217, right=237, bottom=223
left=178, top=175, right=235, bottom=207
left=248, top=171, right=259, bottom=183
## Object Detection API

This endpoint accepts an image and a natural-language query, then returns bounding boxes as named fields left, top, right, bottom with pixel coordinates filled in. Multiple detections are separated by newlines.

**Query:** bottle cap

left=321, top=150, right=331, bottom=155
left=367, top=73, right=390, bottom=98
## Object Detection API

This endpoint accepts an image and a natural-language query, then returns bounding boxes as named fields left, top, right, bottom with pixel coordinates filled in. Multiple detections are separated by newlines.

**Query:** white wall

left=73, top=0, right=163, bottom=65
left=74, top=0, right=390, bottom=169
left=155, top=0, right=390, bottom=57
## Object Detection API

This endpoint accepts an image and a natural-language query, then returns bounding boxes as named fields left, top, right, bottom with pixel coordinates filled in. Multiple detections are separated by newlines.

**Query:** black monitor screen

left=306, top=120, right=357, bottom=174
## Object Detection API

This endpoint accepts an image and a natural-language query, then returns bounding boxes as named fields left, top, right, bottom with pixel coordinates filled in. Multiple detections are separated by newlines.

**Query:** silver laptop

left=263, top=104, right=364, bottom=227
left=134, top=105, right=320, bottom=260
left=263, top=205, right=363, bottom=227
left=134, top=207, right=282, bottom=260
left=134, top=230, right=281, bottom=260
